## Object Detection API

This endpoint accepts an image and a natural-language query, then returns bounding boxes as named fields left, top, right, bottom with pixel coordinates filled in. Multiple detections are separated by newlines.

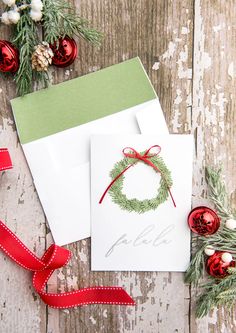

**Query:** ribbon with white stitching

left=0, top=148, right=13, bottom=171
left=0, top=220, right=135, bottom=308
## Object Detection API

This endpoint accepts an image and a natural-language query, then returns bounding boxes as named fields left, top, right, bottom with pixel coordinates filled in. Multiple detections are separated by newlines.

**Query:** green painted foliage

left=108, top=152, right=173, bottom=213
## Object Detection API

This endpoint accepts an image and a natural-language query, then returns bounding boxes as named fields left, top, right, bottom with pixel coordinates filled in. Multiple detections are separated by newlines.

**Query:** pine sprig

left=184, top=244, right=205, bottom=286
left=1, top=0, right=102, bottom=95
left=42, top=0, right=102, bottom=45
left=12, top=6, right=48, bottom=95
left=186, top=166, right=236, bottom=318
left=196, top=274, right=236, bottom=318
left=206, top=167, right=232, bottom=220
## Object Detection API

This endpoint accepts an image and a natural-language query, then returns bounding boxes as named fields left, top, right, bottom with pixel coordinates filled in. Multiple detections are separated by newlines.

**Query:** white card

left=91, top=134, right=193, bottom=271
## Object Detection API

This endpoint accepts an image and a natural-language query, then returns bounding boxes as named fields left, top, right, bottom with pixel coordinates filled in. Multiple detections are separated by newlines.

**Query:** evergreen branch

left=12, top=7, right=48, bottom=95
left=205, top=167, right=232, bottom=220
left=184, top=245, right=205, bottom=286
left=186, top=166, right=236, bottom=317
left=196, top=274, right=236, bottom=318
left=42, top=0, right=102, bottom=45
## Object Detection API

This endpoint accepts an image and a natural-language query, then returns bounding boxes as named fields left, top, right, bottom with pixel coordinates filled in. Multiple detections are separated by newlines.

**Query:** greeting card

left=91, top=134, right=193, bottom=271
left=11, top=57, right=168, bottom=245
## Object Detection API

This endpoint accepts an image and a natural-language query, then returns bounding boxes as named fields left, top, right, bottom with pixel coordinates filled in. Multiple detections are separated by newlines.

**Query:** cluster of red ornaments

left=188, top=206, right=235, bottom=279
left=206, top=251, right=235, bottom=278
left=0, top=37, right=77, bottom=73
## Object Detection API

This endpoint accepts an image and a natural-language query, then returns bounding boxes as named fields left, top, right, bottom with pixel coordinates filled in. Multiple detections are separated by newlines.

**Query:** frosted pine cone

left=31, top=42, right=54, bottom=71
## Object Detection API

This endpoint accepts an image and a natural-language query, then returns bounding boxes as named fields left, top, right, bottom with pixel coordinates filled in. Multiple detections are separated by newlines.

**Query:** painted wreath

left=100, top=147, right=174, bottom=214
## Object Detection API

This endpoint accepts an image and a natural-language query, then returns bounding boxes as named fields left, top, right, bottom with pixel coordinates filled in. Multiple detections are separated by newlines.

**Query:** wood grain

left=0, top=0, right=235, bottom=332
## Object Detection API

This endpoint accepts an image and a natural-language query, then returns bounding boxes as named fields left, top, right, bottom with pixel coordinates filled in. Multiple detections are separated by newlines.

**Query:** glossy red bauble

left=50, top=37, right=77, bottom=68
left=206, top=251, right=235, bottom=278
left=188, top=206, right=220, bottom=236
left=0, top=40, right=19, bottom=73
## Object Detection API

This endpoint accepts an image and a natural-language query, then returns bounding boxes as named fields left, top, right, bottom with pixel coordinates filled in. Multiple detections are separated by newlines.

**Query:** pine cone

left=32, top=42, right=54, bottom=71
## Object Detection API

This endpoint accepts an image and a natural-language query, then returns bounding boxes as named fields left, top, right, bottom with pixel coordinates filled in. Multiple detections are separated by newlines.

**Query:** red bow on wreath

left=99, top=145, right=176, bottom=207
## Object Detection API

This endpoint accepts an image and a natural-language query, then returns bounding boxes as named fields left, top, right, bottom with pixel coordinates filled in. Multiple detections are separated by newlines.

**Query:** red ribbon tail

left=99, top=165, right=132, bottom=204
left=0, top=221, right=135, bottom=308
left=168, top=188, right=176, bottom=208
left=0, top=148, right=13, bottom=171
left=39, top=287, right=135, bottom=309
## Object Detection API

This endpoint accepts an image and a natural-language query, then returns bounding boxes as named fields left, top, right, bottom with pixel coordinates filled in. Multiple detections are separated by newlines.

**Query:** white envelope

left=12, top=58, right=169, bottom=245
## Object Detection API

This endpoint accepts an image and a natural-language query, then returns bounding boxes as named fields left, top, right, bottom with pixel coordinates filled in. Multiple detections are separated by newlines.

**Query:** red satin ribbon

left=99, top=145, right=176, bottom=207
left=0, top=148, right=13, bottom=171
left=0, top=220, right=135, bottom=308
left=0, top=148, right=134, bottom=307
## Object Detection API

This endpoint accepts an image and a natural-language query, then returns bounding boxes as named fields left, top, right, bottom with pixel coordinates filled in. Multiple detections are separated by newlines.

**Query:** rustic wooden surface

left=0, top=0, right=235, bottom=332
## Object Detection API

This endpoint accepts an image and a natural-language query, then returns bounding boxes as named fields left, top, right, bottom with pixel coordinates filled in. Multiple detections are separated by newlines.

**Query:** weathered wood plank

left=190, top=0, right=236, bottom=332
left=0, top=4, right=47, bottom=333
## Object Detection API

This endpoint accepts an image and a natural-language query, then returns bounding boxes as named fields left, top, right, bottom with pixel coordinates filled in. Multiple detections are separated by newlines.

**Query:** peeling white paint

left=89, top=316, right=97, bottom=325
left=202, top=52, right=212, bottom=69
left=152, top=62, right=160, bottom=70
left=122, top=53, right=129, bottom=61
left=162, top=41, right=176, bottom=60
left=175, top=37, right=182, bottom=42
left=118, top=272, right=188, bottom=332
left=66, top=276, right=78, bottom=288
left=172, top=110, right=182, bottom=132
left=228, top=62, right=234, bottom=79
left=88, top=66, right=100, bottom=72
left=174, top=89, right=182, bottom=105
left=103, top=309, right=108, bottom=318
left=181, top=27, right=189, bottom=34
left=176, top=45, right=192, bottom=79
left=213, top=24, right=221, bottom=32
left=78, top=248, right=88, bottom=263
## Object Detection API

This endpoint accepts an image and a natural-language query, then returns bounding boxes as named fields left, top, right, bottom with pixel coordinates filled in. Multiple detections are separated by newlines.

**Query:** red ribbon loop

left=99, top=145, right=176, bottom=207
left=0, top=221, right=135, bottom=308
left=123, top=145, right=161, bottom=159
left=0, top=148, right=13, bottom=171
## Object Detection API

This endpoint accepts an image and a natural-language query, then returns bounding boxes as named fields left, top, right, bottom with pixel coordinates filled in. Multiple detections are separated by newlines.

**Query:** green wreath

left=108, top=151, right=173, bottom=214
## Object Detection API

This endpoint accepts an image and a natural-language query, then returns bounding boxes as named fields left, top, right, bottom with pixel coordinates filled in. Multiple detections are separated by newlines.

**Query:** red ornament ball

left=206, top=251, right=235, bottom=278
left=188, top=206, right=220, bottom=236
left=50, top=37, right=77, bottom=68
left=0, top=40, right=19, bottom=73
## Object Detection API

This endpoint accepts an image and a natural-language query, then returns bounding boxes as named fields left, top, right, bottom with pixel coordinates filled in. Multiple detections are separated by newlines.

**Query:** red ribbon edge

left=99, top=145, right=176, bottom=207
left=0, top=148, right=13, bottom=171
left=0, top=220, right=135, bottom=308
